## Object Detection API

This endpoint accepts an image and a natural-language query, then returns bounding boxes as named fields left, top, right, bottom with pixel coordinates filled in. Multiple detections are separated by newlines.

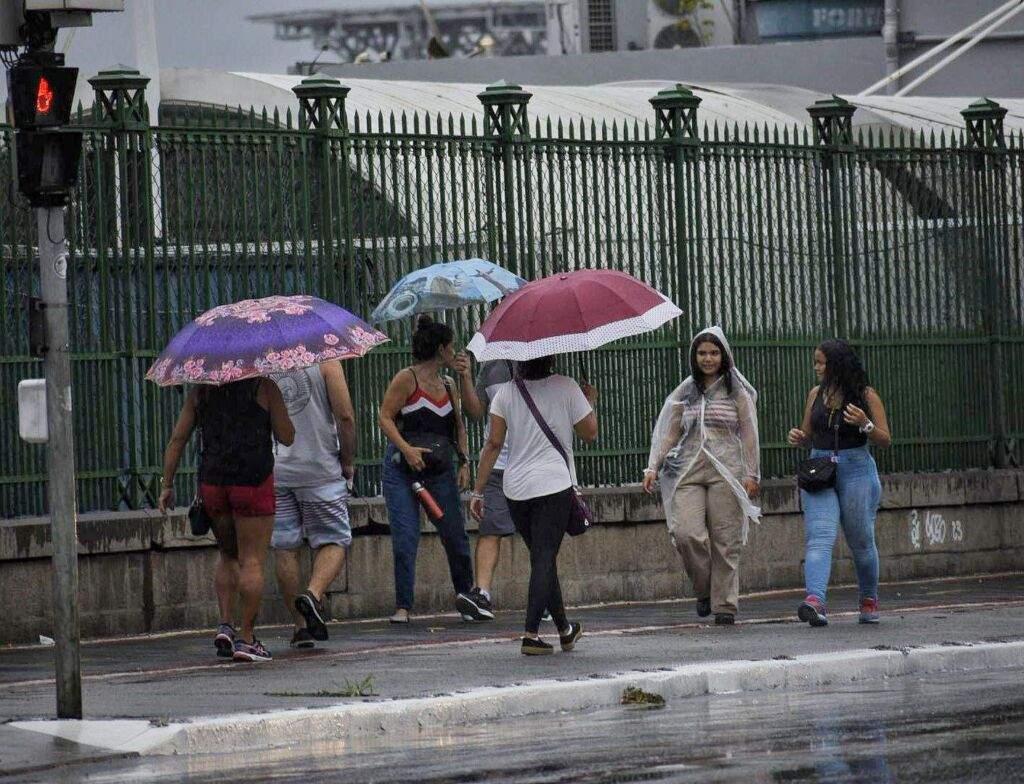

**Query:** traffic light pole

left=37, top=204, right=82, bottom=719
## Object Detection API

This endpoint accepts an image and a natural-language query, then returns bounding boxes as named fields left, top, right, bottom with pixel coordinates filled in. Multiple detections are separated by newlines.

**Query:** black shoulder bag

left=796, top=400, right=840, bottom=493
left=514, top=378, right=594, bottom=536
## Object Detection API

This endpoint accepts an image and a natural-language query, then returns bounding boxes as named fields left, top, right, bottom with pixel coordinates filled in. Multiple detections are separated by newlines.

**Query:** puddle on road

left=15, top=667, right=1024, bottom=784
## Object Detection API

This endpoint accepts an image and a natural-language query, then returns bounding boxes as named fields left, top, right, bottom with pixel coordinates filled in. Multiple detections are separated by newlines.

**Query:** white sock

left=478, top=588, right=491, bottom=602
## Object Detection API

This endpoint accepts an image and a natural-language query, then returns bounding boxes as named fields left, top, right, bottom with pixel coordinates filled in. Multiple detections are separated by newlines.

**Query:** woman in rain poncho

left=642, top=327, right=761, bottom=624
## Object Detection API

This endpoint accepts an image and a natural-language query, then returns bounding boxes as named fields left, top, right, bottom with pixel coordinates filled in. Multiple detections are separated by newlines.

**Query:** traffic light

left=7, top=62, right=83, bottom=207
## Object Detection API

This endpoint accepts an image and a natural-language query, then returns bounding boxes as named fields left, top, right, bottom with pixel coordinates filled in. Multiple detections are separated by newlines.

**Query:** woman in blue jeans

left=378, top=315, right=476, bottom=624
left=787, top=339, right=891, bottom=627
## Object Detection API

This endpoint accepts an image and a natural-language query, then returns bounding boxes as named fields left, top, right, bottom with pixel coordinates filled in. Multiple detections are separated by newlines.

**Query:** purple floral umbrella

left=146, top=295, right=389, bottom=387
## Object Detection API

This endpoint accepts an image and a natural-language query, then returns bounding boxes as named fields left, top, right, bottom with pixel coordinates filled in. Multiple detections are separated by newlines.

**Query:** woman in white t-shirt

left=470, top=356, right=598, bottom=655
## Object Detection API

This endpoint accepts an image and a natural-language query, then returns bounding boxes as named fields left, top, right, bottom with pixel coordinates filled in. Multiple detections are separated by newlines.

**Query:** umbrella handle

left=579, top=358, right=589, bottom=385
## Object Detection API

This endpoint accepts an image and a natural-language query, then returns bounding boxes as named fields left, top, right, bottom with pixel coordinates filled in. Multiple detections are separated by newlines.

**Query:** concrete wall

left=1, top=469, right=1022, bottom=644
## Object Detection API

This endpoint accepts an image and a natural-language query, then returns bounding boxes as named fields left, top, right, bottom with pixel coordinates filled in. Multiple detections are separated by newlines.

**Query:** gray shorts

left=480, top=470, right=515, bottom=537
left=272, top=479, right=352, bottom=550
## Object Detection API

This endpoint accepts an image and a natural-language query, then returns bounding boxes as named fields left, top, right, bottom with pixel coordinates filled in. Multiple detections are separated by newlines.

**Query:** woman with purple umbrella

left=158, top=378, right=294, bottom=663
left=151, top=296, right=388, bottom=662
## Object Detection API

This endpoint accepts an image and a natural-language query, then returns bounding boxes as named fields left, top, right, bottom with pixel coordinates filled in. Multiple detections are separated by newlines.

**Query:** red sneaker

left=859, top=597, right=880, bottom=624
left=797, top=595, right=828, bottom=627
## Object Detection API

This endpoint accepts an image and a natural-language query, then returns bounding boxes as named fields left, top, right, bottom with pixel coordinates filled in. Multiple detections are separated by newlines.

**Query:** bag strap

left=514, top=377, right=571, bottom=471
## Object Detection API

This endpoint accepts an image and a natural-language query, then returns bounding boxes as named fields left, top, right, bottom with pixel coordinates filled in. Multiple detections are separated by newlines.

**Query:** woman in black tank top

left=378, top=315, right=474, bottom=624
left=787, top=340, right=892, bottom=628
left=158, top=377, right=294, bottom=662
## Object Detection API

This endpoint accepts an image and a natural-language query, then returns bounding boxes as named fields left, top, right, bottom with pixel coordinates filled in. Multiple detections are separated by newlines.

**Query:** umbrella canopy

left=146, top=295, right=388, bottom=386
left=466, top=270, right=681, bottom=361
left=370, top=258, right=527, bottom=323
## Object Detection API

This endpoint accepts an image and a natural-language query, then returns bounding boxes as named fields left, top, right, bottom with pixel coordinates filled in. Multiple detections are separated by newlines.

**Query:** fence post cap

left=88, top=67, right=150, bottom=90
left=649, top=83, right=701, bottom=110
left=477, top=81, right=532, bottom=105
left=292, top=75, right=350, bottom=99
left=806, top=94, right=855, bottom=118
left=961, top=97, right=1007, bottom=120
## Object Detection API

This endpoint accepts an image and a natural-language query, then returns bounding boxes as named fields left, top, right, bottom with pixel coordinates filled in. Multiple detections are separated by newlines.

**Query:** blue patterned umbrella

left=370, top=258, right=527, bottom=323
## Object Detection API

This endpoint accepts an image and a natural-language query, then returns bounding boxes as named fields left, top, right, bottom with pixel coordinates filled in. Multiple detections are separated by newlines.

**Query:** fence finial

left=649, top=83, right=701, bottom=143
left=477, top=82, right=532, bottom=140
left=807, top=95, right=856, bottom=146
left=292, top=75, right=350, bottom=133
left=961, top=98, right=1007, bottom=149
left=88, top=68, right=150, bottom=128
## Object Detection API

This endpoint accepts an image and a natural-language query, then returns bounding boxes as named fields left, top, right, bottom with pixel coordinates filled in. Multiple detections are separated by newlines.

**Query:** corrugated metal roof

left=149, top=71, right=1020, bottom=137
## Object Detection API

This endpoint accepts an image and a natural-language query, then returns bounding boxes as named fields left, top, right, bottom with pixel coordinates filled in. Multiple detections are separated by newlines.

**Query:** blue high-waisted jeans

left=382, top=444, right=473, bottom=610
left=799, top=446, right=882, bottom=604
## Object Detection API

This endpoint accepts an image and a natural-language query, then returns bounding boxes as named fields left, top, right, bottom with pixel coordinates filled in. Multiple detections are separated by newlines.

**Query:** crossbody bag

left=796, top=395, right=840, bottom=493
left=514, top=377, right=594, bottom=536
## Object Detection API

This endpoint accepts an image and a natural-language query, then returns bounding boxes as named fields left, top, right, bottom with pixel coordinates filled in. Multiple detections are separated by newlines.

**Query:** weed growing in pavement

left=265, top=674, right=379, bottom=699
left=621, top=686, right=665, bottom=709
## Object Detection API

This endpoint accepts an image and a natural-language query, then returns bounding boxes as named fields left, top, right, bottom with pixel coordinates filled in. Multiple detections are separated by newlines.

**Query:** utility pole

left=4, top=0, right=126, bottom=720
left=37, top=200, right=81, bottom=718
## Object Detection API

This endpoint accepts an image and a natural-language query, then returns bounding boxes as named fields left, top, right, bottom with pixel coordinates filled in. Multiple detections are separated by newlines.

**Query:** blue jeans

left=800, top=446, right=882, bottom=604
left=382, top=444, right=473, bottom=610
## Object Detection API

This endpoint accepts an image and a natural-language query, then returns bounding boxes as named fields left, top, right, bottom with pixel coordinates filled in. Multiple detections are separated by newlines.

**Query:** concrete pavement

left=1, top=573, right=1022, bottom=775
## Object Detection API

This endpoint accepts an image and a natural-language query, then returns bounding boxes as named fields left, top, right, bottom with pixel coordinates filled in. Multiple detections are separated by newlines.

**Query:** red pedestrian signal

left=36, top=76, right=54, bottom=115
left=7, top=65, right=78, bottom=129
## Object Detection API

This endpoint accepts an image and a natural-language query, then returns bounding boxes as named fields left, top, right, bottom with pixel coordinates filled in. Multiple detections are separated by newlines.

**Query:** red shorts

left=200, top=474, right=275, bottom=518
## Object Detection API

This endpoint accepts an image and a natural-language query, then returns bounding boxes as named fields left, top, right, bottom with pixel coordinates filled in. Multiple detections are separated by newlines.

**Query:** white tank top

left=270, top=366, right=345, bottom=488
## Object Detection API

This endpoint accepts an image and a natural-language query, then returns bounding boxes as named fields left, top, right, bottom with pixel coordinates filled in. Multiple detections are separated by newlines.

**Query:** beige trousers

left=669, top=453, right=744, bottom=614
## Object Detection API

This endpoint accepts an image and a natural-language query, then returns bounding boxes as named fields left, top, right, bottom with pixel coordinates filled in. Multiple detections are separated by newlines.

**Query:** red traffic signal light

left=7, top=66, right=78, bottom=129
left=37, top=76, right=55, bottom=115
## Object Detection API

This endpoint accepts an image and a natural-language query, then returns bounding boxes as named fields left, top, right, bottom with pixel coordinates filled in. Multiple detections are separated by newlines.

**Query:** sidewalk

left=2, top=573, right=1023, bottom=774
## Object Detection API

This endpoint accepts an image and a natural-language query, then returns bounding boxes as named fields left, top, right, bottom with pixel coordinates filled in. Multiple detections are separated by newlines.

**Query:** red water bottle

left=410, top=481, right=444, bottom=520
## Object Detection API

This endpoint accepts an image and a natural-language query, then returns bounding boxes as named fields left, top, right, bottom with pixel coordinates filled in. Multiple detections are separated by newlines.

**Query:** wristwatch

left=859, top=421, right=876, bottom=434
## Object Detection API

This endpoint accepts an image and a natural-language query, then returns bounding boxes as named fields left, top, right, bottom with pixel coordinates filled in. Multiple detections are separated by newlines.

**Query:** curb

left=12, top=639, right=1024, bottom=757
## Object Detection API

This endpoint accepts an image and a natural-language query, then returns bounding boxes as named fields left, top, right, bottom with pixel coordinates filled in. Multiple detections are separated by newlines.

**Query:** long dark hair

left=518, top=355, right=555, bottom=380
left=411, top=315, right=453, bottom=361
left=818, top=339, right=868, bottom=408
left=690, top=332, right=733, bottom=396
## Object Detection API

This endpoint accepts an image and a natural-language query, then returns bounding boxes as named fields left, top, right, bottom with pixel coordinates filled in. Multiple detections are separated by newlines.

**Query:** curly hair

left=411, top=315, right=454, bottom=361
left=690, top=332, right=733, bottom=396
left=818, top=339, right=868, bottom=407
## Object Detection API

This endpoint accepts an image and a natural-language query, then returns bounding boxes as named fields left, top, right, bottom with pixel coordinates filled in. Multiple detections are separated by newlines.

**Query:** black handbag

left=189, top=493, right=212, bottom=536
left=515, top=378, right=594, bottom=536
left=396, top=431, right=454, bottom=478
left=797, top=404, right=840, bottom=493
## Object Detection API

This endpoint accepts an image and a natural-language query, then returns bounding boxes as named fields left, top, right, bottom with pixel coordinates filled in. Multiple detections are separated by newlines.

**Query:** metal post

left=37, top=205, right=82, bottom=719
left=808, top=96, right=857, bottom=338
left=963, top=98, right=1011, bottom=467
left=651, top=84, right=701, bottom=334
left=478, top=82, right=532, bottom=275
left=293, top=75, right=351, bottom=308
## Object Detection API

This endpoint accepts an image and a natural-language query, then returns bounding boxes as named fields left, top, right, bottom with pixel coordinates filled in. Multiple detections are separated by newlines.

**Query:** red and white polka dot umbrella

left=466, top=269, right=681, bottom=361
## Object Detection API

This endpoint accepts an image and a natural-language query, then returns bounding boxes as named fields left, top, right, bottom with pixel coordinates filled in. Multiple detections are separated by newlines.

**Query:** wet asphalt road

left=7, top=666, right=1024, bottom=783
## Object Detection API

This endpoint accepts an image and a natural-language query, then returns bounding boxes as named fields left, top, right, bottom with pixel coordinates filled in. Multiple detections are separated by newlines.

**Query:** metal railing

left=0, top=78, right=1020, bottom=517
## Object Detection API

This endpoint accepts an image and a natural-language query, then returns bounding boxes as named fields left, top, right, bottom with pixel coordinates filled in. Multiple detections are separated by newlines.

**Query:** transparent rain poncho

left=646, top=326, right=761, bottom=542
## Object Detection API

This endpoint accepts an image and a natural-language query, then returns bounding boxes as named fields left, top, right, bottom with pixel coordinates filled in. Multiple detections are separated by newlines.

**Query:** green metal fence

left=1, top=74, right=1020, bottom=518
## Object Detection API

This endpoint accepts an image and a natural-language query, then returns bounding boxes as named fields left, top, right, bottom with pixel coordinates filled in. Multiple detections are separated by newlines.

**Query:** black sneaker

left=456, top=589, right=495, bottom=621
left=696, top=598, right=712, bottom=618
left=521, top=636, right=554, bottom=655
left=714, top=613, right=735, bottom=626
left=559, top=622, right=583, bottom=652
left=290, top=628, right=316, bottom=649
left=295, top=590, right=329, bottom=641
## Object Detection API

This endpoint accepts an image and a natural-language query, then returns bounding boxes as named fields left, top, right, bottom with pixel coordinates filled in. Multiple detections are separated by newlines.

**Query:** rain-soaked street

left=10, top=665, right=1023, bottom=783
